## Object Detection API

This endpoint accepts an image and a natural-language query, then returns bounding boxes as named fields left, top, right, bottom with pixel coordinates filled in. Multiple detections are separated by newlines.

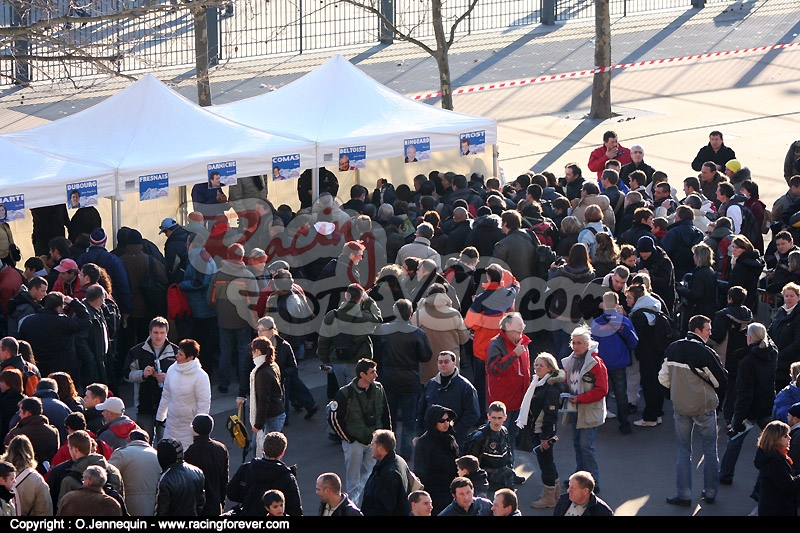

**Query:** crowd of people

left=0, top=130, right=799, bottom=516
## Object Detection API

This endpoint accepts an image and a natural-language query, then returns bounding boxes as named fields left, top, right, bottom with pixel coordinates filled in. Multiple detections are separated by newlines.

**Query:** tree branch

left=333, top=0, right=436, bottom=57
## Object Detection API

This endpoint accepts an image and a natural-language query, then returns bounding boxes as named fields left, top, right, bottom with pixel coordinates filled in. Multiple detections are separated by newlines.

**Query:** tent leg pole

left=492, top=144, right=499, bottom=181
left=178, top=186, right=188, bottom=225
left=111, top=198, right=122, bottom=249
left=312, top=167, right=320, bottom=206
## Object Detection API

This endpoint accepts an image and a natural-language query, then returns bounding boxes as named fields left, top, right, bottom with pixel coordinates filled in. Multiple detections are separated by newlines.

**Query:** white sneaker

left=634, top=417, right=662, bottom=427
left=606, top=411, right=616, bottom=419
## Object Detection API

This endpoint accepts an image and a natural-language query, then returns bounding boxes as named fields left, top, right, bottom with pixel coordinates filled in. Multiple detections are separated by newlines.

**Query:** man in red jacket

left=588, top=130, right=633, bottom=179
left=486, top=312, right=531, bottom=463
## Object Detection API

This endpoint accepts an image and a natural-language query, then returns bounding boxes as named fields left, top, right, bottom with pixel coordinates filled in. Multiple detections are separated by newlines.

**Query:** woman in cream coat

left=156, top=339, right=211, bottom=451
left=2, top=435, right=52, bottom=516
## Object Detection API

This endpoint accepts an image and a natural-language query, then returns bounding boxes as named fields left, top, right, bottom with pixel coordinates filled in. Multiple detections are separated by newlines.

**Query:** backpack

left=529, top=219, right=557, bottom=248
left=534, top=245, right=557, bottom=280
left=166, top=283, right=192, bottom=320
left=632, top=308, right=680, bottom=355
left=761, top=207, right=773, bottom=234
left=734, top=203, right=760, bottom=248
left=21, top=361, right=39, bottom=397
left=66, top=469, right=128, bottom=516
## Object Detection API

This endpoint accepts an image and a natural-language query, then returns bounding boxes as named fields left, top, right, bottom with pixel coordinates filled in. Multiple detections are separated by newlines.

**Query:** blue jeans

left=385, top=388, right=419, bottom=462
left=719, top=416, right=769, bottom=481
left=218, top=326, right=252, bottom=389
left=673, top=410, right=719, bottom=499
left=341, top=440, right=376, bottom=506
left=570, top=416, right=600, bottom=486
left=332, top=363, right=357, bottom=390
left=607, top=368, right=629, bottom=427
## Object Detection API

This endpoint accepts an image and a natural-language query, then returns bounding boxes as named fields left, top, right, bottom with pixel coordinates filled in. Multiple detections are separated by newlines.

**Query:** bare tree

left=0, top=0, right=224, bottom=103
left=333, top=0, right=480, bottom=110
left=589, top=0, right=612, bottom=119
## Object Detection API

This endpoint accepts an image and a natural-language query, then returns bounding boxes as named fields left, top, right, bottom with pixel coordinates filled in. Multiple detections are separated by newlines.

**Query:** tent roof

left=3, top=74, right=316, bottom=195
left=211, top=54, right=497, bottom=165
left=0, top=137, right=115, bottom=212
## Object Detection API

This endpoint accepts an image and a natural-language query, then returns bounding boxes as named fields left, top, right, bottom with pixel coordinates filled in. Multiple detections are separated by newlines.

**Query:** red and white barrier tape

left=408, top=41, right=800, bottom=100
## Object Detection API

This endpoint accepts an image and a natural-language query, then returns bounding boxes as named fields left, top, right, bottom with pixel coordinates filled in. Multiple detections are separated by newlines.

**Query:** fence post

left=207, top=7, right=219, bottom=65
left=299, top=0, right=304, bottom=53
left=541, top=0, right=556, bottom=25
left=380, top=0, right=394, bottom=43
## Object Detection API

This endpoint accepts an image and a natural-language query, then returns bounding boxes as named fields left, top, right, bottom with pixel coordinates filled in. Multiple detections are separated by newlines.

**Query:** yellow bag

left=226, top=404, right=250, bottom=460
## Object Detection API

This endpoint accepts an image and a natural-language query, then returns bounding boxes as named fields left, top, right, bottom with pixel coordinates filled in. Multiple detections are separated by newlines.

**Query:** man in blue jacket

left=591, top=292, right=638, bottom=435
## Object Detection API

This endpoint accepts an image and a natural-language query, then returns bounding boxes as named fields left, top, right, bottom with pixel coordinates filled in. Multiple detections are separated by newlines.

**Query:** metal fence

left=555, top=0, right=695, bottom=21
left=0, top=0, right=711, bottom=86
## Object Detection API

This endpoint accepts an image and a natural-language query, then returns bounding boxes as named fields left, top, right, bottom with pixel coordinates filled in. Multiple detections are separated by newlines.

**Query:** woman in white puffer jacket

left=156, top=339, right=211, bottom=450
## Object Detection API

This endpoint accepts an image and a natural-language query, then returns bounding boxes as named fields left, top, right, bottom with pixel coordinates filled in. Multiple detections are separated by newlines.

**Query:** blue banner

left=67, top=180, right=98, bottom=209
left=460, top=130, right=486, bottom=156
left=207, top=161, right=237, bottom=186
left=0, top=194, right=24, bottom=222
left=139, top=173, right=169, bottom=201
left=339, top=146, right=366, bottom=171
left=272, top=154, right=301, bottom=181
left=404, top=137, right=431, bottom=163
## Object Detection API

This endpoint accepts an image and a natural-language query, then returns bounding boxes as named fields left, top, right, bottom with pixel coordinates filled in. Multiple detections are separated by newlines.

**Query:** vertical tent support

left=492, top=144, right=500, bottom=181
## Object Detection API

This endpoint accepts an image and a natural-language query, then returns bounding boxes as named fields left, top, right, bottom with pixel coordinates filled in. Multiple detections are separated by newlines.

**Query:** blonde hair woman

left=0, top=435, right=52, bottom=516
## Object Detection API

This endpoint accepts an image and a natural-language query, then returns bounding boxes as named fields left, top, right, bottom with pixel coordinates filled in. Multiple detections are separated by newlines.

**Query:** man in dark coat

left=159, top=219, right=190, bottom=284
left=373, top=299, right=433, bottom=460
left=76, top=228, right=132, bottom=316
left=226, top=431, right=303, bottom=516
left=18, top=292, right=91, bottom=383
left=75, top=285, right=110, bottom=388
left=553, top=471, right=613, bottom=516
left=416, top=351, right=480, bottom=451
left=660, top=206, right=705, bottom=280
left=4, top=397, right=59, bottom=476
left=633, top=236, right=676, bottom=315
left=316, top=472, right=362, bottom=516
left=184, top=415, right=229, bottom=516
left=691, top=130, right=736, bottom=171
left=155, top=438, right=205, bottom=517
left=360, top=429, right=411, bottom=516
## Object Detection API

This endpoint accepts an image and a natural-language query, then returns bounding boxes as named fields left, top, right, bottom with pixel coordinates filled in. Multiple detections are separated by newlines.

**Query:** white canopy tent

left=211, top=54, right=499, bottom=176
left=0, top=137, right=115, bottom=216
left=2, top=74, right=317, bottom=206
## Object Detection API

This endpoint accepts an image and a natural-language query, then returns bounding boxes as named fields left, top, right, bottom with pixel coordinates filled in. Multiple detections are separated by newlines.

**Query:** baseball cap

left=95, top=397, right=125, bottom=414
left=54, top=258, right=79, bottom=273
left=159, top=218, right=179, bottom=234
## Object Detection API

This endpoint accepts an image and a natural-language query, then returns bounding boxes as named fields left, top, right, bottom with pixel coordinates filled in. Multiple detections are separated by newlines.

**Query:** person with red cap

left=51, top=258, right=82, bottom=297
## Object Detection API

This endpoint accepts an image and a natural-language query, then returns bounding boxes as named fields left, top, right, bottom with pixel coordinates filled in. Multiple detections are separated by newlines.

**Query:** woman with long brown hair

left=754, top=420, right=800, bottom=516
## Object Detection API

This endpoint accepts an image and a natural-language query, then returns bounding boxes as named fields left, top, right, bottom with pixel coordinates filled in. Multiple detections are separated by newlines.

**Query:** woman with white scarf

left=157, top=339, right=211, bottom=451
left=516, top=352, right=565, bottom=509
left=248, top=337, right=285, bottom=457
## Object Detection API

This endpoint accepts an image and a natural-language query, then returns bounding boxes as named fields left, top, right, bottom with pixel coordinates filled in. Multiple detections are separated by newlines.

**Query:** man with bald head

left=445, top=207, right=473, bottom=255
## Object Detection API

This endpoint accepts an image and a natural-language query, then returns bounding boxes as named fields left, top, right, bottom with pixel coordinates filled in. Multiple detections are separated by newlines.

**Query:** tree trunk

left=590, top=0, right=612, bottom=119
left=431, top=0, right=453, bottom=110
left=193, top=7, right=212, bottom=107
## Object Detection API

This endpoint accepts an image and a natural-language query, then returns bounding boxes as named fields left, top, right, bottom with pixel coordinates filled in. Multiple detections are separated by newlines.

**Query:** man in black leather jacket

left=155, top=437, right=205, bottom=516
